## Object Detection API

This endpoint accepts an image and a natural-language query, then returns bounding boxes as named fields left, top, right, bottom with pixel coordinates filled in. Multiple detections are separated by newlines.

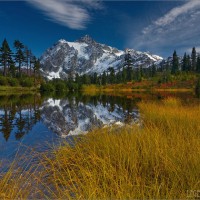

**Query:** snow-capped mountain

left=40, top=97, right=139, bottom=137
left=40, top=35, right=163, bottom=80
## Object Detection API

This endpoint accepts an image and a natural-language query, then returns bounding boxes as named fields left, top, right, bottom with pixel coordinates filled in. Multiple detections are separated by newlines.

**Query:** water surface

left=0, top=91, right=198, bottom=167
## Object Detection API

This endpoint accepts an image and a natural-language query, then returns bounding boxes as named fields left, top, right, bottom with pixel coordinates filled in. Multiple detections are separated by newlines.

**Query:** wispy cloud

left=27, top=0, right=103, bottom=30
left=130, top=0, right=200, bottom=56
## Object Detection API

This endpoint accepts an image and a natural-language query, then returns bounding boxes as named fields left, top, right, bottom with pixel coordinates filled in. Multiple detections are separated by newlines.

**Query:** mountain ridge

left=40, top=35, right=163, bottom=80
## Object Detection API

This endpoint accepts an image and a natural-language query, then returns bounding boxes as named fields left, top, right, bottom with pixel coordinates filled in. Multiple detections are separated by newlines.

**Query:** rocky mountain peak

left=76, top=35, right=96, bottom=44
left=40, top=36, right=163, bottom=80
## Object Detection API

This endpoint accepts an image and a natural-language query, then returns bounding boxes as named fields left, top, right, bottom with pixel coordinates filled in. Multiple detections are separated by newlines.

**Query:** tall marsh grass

left=1, top=97, right=200, bottom=199
left=39, top=97, right=200, bottom=199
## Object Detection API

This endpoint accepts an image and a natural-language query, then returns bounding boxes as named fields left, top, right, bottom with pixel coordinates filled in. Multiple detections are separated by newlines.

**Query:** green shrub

left=20, top=78, right=34, bottom=87
left=55, top=82, right=66, bottom=92
left=0, top=76, right=8, bottom=86
left=40, top=82, right=55, bottom=92
left=8, top=78, right=19, bottom=86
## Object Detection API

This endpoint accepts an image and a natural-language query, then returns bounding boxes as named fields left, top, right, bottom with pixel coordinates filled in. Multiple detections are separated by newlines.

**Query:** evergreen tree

left=171, top=50, right=179, bottom=74
left=195, top=78, right=200, bottom=98
left=14, top=40, right=25, bottom=75
left=182, top=53, right=187, bottom=71
left=191, top=47, right=197, bottom=71
left=75, top=73, right=80, bottom=84
left=33, top=57, right=40, bottom=85
left=82, top=74, right=91, bottom=85
left=108, top=67, right=115, bottom=84
left=135, top=67, right=142, bottom=81
left=186, top=55, right=191, bottom=71
left=151, top=64, right=156, bottom=77
left=102, top=71, right=107, bottom=85
left=93, top=72, right=98, bottom=84
left=196, top=56, right=200, bottom=73
left=0, top=39, right=12, bottom=76
left=8, top=58, right=16, bottom=77
left=116, top=69, right=122, bottom=83
left=122, top=67, right=127, bottom=83
left=24, top=46, right=30, bottom=75
left=29, top=50, right=34, bottom=75
left=124, top=50, right=133, bottom=81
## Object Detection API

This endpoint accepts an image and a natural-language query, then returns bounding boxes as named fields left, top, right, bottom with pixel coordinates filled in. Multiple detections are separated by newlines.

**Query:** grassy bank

left=81, top=74, right=198, bottom=93
left=82, top=83, right=194, bottom=93
left=1, top=97, right=200, bottom=199
left=0, top=85, right=39, bottom=95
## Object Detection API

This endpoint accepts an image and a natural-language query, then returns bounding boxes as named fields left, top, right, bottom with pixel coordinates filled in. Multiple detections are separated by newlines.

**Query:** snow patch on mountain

left=68, top=42, right=89, bottom=60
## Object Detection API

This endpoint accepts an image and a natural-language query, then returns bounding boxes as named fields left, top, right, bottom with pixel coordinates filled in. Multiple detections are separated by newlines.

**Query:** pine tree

left=0, top=39, right=12, bottom=76
left=108, top=67, right=115, bottom=84
left=191, top=47, right=197, bottom=71
left=196, top=56, right=200, bottom=73
left=8, top=58, right=16, bottom=77
left=14, top=40, right=25, bottom=75
left=186, top=55, right=191, bottom=71
left=102, top=71, right=107, bottom=85
left=116, top=69, right=122, bottom=83
left=151, top=64, right=156, bottom=77
left=171, top=50, right=179, bottom=74
left=124, top=50, right=133, bottom=81
left=182, top=53, right=187, bottom=71
left=24, top=46, right=30, bottom=75
left=122, top=67, right=127, bottom=83
left=195, top=78, right=200, bottom=98
left=75, top=73, right=80, bottom=84
left=136, top=67, right=142, bottom=81
left=93, top=72, right=98, bottom=84
left=33, top=56, right=39, bottom=85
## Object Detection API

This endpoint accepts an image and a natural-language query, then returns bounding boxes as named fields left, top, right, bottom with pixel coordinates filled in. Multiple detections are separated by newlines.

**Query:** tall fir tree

left=171, top=50, right=179, bottom=74
left=93, top=72, right=98, bottom=84
left=186, top=55, right=191, bottom=71
left=24, top=46, right=30, bottom=75
left=196, top=56, right=200, bottom=73
left=102, top=71, right=107, bottom=85
left=108, top=67, right=115, bottom=84
left=14, top=40, right=25, bottom=75
left=0, top=39, right=13, bottom=76
left=151, top=64, right=156, bottom=77
left=182, top=53, right=187, bottom=72
left=191, top=47, right=197, bottom=71
left=124, top=50, right=133, bottom=81
left=122, top=67, right=127, bottom=83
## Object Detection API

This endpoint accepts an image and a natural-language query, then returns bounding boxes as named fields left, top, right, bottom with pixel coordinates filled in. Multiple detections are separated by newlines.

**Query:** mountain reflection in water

left=0, top=94, right=140, bottom=142
left=41, top=96, right=139, bottom=137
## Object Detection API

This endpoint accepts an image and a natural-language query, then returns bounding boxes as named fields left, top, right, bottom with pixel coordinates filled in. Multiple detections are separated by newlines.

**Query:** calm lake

left=0, top=91, right=198, bottom=168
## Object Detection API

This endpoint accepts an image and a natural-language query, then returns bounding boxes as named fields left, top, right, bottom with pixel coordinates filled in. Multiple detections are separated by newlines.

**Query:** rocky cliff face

left=40, top=35, right=163, bottom=80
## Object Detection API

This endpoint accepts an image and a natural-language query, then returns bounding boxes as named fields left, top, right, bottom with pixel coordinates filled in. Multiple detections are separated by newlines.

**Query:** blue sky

left=0, top=0, right=200, bottom=58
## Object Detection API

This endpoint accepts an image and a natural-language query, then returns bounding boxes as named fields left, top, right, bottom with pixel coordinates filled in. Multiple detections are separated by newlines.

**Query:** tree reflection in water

left=0, top=94, right=41, bottom=141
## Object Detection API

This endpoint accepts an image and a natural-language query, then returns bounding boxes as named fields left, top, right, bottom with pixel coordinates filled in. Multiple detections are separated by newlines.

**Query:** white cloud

left=130, top=0, right=200, bottom=56
left=27, top=0, right=102, bottom=30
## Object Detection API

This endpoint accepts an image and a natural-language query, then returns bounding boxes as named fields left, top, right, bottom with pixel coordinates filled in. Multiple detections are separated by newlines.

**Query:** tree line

left=0, top=38, right=40, bottom=80
left=71, top=47, right=200, bottom=86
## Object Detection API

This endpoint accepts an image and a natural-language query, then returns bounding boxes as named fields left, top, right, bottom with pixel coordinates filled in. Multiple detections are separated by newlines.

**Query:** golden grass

left=38, top=97, right=200, bottom=199
left=1, top=97, right=200, bottom=199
